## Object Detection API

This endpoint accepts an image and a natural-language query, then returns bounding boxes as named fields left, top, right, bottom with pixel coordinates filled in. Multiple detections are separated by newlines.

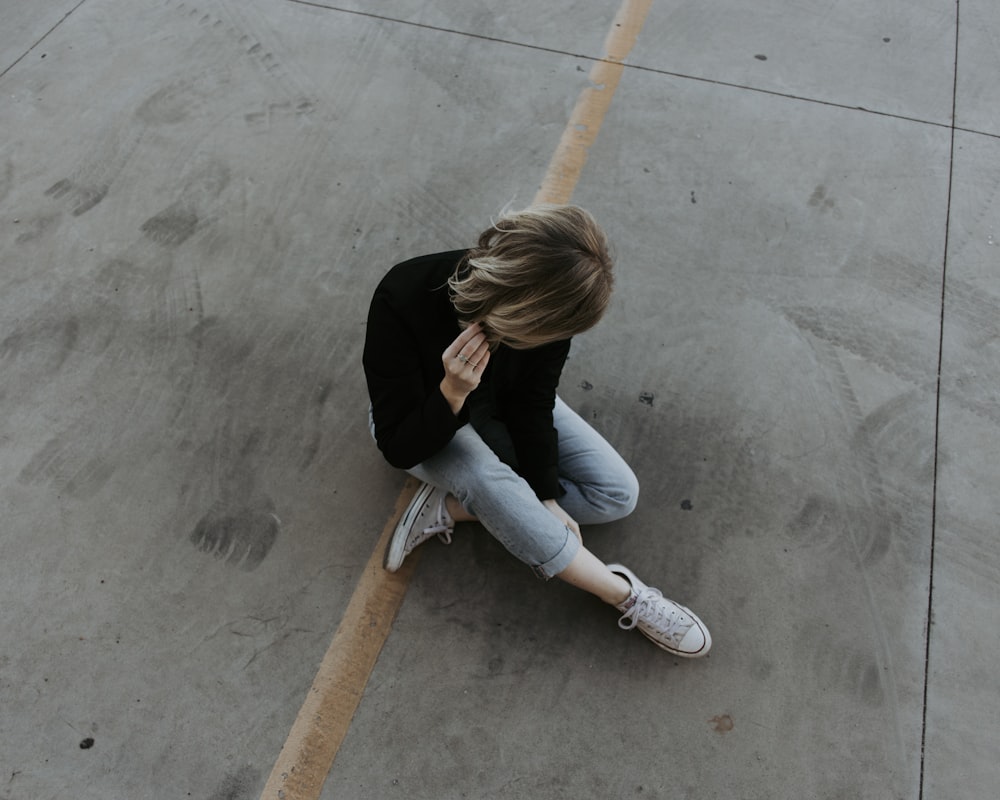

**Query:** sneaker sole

left=384, top=482, right=435, bottom=572
left=637, top=613, right=712, bottom=658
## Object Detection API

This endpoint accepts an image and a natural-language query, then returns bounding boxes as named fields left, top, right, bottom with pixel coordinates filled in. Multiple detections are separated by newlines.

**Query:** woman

left=363, top=205, right=710, bottom=657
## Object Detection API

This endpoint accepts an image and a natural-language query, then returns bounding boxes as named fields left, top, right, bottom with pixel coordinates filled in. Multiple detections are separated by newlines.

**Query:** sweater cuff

left=529, top=465, right=564, bottom=502
left=429, top=384, right=470, bottom=431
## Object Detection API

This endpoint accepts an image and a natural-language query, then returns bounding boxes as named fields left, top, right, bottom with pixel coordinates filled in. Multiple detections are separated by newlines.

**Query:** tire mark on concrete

left=29, top=30, right=238, bottom=239
left=791, top=324, right=908, bottom=787
left=802, top=624, right=886, bottom=706
left=13, top=254, right=193, bottom=498
left=170, top=312, right=365, bottom=570
left=165, top=0, right=320, bottom=114
left=782, top=257, right=1000, bottom=427
left=0, top=315, right=80, bottom=372
left=140, top=159, right=230, bottom=247
left=782, top=306, right=934, bottom=394
left=169, top=0, right=460, bottom=300
left=187, top=0, right=455, bottom=272
left=13, top=150, right=235, bottom=499
left=13, top=211, right=60, bottom=245
left=297, top=380, right=333, bottom=471
left=388, top=180, right=477, bottom=253
left=191, top=498, right=281, bottom=571
left=44, top=176, right=109, bottom=217
left=946, top=155, right=1000, bottom=264
left=161, top=0, right=370, bottom=288
left=18, top=433, right=116, bottom=500
left=857, top=252, right=996, bottom=343
left=42, top=72, right=201, bottom=218
left=185, top=409, right=283, bottom=571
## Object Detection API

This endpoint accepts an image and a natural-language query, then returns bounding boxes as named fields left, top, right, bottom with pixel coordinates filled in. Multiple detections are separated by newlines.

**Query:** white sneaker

left=384, top=482, right=455, bottom=572
left=609, top=564, right=712, bottom=657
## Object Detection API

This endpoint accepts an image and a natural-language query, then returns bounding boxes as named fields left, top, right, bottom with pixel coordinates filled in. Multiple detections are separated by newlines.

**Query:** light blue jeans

left=387, top=396, right=639, bottom=579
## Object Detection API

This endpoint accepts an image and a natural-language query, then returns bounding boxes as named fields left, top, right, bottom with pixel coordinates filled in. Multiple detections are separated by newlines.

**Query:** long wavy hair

left=448, top=205, right=614, bottom=349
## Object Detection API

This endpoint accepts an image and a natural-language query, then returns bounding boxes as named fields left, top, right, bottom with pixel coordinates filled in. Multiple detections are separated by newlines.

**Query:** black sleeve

left=503, top=338, right=571, bottom=500
left=362, top=289, right=469, bottom=469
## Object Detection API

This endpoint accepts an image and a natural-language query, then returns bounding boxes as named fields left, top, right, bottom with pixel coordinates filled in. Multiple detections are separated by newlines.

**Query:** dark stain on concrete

left=139, top=159, right=230, bottom=247
left=316, top=380, right=333, bottom=406
left=808, top=185, right=835, bottom=211
left=0, top=158, right=12, bottom=205
left=207, top=765, right=261, bottom=800
left=1, top=316, right=79, bottom=369
left=190, top=498, right=280, bottom=571
left=15, top=212, right=61, bottom=244
left=45, top=178, right=109, bottom=216
left=19, top=439, right=117, bottom=500
left=141, top=208, right=200, bottom=246
left=709, top=714, right=734, bottom=733
left=135, top=81, right=193, bottom=125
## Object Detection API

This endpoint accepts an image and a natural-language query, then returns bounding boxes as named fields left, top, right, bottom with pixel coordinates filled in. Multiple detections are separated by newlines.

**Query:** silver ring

left=457, top=354, right=469, bottom=364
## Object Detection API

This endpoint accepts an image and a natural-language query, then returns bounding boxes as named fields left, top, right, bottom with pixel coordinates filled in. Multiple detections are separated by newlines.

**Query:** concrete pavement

left=1, top=1, right=997, bottom=798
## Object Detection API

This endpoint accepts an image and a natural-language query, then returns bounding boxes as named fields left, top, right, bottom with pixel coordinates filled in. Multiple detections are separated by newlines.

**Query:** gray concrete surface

left=0, top=1, right=997, bottom=798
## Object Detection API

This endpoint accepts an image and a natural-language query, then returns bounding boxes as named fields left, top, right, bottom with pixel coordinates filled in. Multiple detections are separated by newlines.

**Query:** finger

left=465, top=332, right=488, bottom=353
left=456, top=337, right=487, bottom=365
left=445, top=322, right=482, bottom=357
left=472, top=336, right=490, bottom=355
left=468, top=339, right=490, bottom=364
left=448, top=336, right=485, bottom=364
left=470, top=349, right=490, bottom=373
left=469, top=336, right=491, bottom=363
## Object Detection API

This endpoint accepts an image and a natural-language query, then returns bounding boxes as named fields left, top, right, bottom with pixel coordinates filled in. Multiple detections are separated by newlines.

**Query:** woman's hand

left=543, top=499, right=582, bottom=544
left=440, top=322, right=491, bottom=415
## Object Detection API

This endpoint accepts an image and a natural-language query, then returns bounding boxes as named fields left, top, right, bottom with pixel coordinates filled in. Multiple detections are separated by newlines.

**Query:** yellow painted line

left=535, top=0, right=654, bottom=205
left=260, top=3, right=652, bottom=798
left=260, top=479, right=421, bottom=799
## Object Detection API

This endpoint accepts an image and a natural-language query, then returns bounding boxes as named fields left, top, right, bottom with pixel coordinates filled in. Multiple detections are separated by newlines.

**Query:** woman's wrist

left=439, top=379, right=466, bottom=415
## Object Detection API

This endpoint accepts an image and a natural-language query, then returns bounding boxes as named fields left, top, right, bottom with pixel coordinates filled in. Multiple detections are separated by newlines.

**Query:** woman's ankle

left=445, top=494, right=476, bottom=523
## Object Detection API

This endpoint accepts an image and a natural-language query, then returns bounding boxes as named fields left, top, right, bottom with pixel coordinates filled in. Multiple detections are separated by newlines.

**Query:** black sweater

left=363, top=250, right=570, bottom=500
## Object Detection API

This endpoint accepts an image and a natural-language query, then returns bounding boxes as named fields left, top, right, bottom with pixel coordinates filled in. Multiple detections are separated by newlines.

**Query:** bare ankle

left=445, top=494, right=476, bottom=523
left=610, top=579, right=632, bottom=607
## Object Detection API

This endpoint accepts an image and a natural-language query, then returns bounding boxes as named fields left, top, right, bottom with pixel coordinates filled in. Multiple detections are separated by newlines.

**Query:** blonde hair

left=448, top=205, right=614, bottom=349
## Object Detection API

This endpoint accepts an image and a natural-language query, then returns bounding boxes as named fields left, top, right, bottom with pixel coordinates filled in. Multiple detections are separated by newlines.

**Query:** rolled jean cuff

left=530, top=525, right=581, bottom=581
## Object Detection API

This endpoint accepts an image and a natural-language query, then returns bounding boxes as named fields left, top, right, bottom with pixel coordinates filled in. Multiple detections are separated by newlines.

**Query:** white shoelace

left=414, top=496, right=454, bottom=546
left=618, top=586, right=691, bottom=642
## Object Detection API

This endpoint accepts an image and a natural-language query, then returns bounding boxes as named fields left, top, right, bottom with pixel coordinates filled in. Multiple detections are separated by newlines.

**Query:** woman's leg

left=557, top=546, right=630, bottom=604
left=413, top=396, right=639, bottom=586
left=392, top=408, right=711, bottom=656
left=408, top=424, right=582, bottom=579
left=455, top=394, right=638, bottom=527
left=551, top=396, right=639, bottom=525
left=377, top=398, right=629, bottom=601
